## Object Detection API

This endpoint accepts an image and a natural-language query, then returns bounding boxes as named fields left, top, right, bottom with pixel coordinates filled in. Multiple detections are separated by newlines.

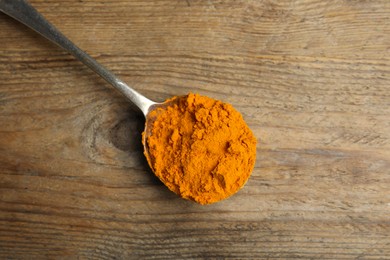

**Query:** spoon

left=1, top=0, right=258, bottom=205
left=0, top=0, right=176, bottom=171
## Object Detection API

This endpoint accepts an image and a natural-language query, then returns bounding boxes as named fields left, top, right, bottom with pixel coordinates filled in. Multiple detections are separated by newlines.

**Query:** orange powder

left=144, top=93, right=257, bottom=204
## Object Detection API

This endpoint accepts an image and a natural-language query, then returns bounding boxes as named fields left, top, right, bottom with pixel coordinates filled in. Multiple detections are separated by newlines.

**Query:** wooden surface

left=1, top=0, right=389, bottom=259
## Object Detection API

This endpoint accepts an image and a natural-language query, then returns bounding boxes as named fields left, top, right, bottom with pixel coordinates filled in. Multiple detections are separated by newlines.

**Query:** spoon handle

left=0, top=0, right=155, bottom=115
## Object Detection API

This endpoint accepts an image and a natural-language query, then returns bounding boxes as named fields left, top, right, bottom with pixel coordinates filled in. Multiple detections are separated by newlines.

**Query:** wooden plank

left=0, top=0, right=389, bottom=258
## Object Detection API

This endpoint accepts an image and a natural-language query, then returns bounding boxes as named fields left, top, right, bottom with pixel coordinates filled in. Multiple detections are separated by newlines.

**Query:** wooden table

left=1, top=0, right=389, bottom=258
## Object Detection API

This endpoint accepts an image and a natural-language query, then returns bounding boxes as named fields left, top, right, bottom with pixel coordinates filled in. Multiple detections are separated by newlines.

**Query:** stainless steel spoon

left=0, top=0, right=179, bottom=171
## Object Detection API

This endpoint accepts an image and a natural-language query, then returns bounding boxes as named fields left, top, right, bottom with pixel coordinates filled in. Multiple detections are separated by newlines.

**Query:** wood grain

left=1, top=0, right=389, bottom=259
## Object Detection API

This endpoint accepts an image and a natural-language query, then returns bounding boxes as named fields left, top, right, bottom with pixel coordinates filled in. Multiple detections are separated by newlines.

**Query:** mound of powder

left=145, top=93, right=257, bottom=205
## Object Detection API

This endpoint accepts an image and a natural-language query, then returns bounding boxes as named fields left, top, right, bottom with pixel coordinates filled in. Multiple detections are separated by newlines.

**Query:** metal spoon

left=0, top=0, right=178, bottom=171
